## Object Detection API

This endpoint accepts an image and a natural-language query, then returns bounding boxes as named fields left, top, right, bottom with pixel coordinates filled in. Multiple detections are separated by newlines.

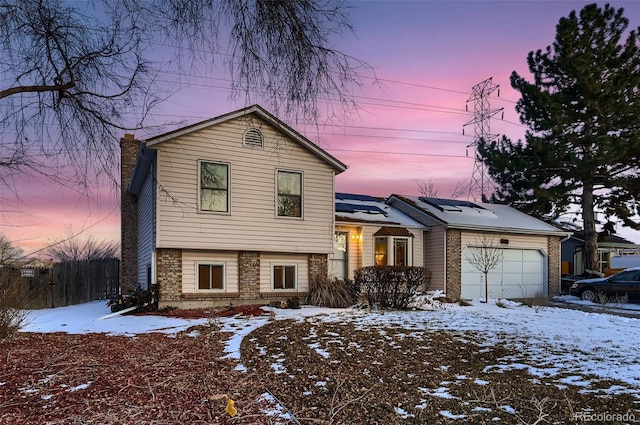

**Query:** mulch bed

left=141, top=304, right=271, bottom=319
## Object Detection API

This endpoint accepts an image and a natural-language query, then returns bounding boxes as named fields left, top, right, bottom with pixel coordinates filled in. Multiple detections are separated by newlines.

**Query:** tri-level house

left=120, top=105, right=347, bottom=308
left=120, top=105, right=571, bottom=307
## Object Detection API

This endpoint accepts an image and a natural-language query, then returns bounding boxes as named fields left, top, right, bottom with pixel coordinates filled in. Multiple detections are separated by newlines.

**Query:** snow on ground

left=20, top=294, right=640, bottom=390
left=21, top=301, right=210, bottom=336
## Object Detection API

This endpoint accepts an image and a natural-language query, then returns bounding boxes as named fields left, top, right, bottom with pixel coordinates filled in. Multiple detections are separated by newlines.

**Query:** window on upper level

left=199, top=161, right=229, bottom=213
left=276, top=170, right=302, bottom=218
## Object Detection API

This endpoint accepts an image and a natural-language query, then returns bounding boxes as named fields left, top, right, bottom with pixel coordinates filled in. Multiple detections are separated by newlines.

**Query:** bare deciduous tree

left=0, top=234, right=23, bottom=265
left=47, top=234, right=118, bottom=261
left=0, top=0, right=370, bottom=190
left=416, top=178, right=470, bottom=200
left=416, top=179, right=438, bottom=198
left=464, top=234, right=504, bottom=303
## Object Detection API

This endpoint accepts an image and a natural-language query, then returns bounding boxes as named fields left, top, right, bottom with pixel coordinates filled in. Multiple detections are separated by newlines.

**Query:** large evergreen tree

left=478, top=3, right=640, bottom=272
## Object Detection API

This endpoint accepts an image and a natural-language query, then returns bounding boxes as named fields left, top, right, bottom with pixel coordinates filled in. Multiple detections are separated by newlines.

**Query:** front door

left=330, top=231, right=349, bottom=280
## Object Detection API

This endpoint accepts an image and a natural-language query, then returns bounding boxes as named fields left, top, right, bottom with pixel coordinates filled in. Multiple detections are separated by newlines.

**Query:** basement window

left=198, top=263, right=225, bottom=290
left=273, top=264, right=297, bottom=290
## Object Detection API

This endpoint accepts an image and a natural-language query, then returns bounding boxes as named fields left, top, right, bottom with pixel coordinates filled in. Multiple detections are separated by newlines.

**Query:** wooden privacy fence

left=0, top=259, right=120, bottom=309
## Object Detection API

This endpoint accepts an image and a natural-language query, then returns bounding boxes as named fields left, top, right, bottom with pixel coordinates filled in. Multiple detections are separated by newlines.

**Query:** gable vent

left=243, top=128, right=264, bottom=148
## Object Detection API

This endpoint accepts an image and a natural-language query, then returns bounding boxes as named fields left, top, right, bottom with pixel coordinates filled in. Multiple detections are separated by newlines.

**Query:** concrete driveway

left=549, top=297, right=640, bottom=319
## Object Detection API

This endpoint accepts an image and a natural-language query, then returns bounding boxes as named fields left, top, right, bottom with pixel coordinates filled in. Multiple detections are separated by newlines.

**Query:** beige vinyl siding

left=137, top=170, right=155, bottom=288
left=461, top=232, right=549, bottom=253
left=425, top=226, right=446, bottom=291
left=412, top=228, right=424, bottom=268
left=154, top=118, right=335, bottom=253
left=361, top=226, right=378, bottom=268
left=260, top=253, right=309, bottom=293
left=182, top=251, right=239, bottom=294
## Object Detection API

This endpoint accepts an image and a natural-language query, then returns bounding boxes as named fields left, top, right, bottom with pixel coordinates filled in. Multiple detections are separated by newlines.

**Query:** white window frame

left=275, top=169, right=303, bottom=219
left=198, top=160, right=230, bottom=214
left=374, top=236, right=413, bottom=266
left=196, top=262, right=226, bottom=291
left=272, top=263, right=298, bottom=290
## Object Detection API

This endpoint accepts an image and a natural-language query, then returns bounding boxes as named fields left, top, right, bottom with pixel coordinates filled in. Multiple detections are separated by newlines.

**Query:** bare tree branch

left=464, top=234, right=504, bottom=302
left=0, top=234, right=24, bottom=265
left=0, top=0, right=371, bottom=196
left=46, top=233, right=118, bottom=261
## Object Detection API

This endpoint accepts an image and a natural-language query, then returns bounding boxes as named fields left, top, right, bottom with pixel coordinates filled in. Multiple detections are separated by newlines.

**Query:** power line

left=319, top=132, right=470, bottom=144
left=150, top=73, right=473, bottom=116
left=361, top=75, right=471, bottom=95
left=327, top=148, right=470, bottom=159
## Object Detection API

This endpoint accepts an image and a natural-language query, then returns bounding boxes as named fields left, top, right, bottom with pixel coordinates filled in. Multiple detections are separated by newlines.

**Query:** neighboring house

left=120, top=105, right=347, bottom=308
left=561, top=231, right=640, bottom=275
left=331, top=193, right=426, bottom=285
left=387, top=196, right=571, bottom=300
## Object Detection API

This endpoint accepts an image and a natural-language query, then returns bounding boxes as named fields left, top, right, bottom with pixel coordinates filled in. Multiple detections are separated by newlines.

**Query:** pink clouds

left=1, top=173, right=120, bottom=257
left=3, top=0, right=640, bottom=253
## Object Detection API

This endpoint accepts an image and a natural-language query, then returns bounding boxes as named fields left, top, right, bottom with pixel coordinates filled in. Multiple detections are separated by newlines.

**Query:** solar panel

left=335, top=202, right=387, bottom=215
left=336, top=193, right=381, bottom=202
left=419, top=197, right=485, bottom=212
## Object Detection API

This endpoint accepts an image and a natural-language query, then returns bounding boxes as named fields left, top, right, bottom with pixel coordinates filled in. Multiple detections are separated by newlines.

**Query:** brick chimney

left=120, top=134, right=141, bottom=294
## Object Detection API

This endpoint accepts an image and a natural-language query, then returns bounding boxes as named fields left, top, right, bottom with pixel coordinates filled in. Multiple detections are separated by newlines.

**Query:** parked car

left=560, top=270, right=604, bottom=294
left=569, top=267, right=640, bottom=302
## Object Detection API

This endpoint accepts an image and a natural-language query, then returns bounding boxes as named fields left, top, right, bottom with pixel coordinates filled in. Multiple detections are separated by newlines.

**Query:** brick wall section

left=547, top=236, right=561, bottom=296
left=156, top=248, right=183, bottom=302
left=239, top=251, right=260, bottom=299
left=308, top=253, right=328, bottom=281
left=445, top=229, right=462, bottom=300
left=120, top=134, right=141, bottom=294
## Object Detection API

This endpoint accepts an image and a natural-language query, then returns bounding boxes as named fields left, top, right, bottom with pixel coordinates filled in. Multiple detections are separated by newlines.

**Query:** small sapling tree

left=464, top=234, right=504, bottom=303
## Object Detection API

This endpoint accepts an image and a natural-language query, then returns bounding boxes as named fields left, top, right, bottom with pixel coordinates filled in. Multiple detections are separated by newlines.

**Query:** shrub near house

left=355, top=266, right=430, bottom=309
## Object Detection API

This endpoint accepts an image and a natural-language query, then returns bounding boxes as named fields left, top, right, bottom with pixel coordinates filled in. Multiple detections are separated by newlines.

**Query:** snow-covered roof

left=335, top=193, right=425, bottom=228
left=389, top=195, right=570, bottom=237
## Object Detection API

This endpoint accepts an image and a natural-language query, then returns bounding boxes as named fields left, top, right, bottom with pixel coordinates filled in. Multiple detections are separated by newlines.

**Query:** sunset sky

left=2, top=0, right=640, bottom=256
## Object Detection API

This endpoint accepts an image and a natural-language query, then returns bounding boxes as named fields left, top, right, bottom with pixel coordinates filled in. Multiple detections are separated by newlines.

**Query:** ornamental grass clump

left=307, top=274, right=359, bottom=308
left=0, top=279, right=27, bottom=341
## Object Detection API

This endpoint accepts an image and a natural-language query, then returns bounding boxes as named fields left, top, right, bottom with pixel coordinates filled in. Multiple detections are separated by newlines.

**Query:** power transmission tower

left=463, top=77, right=503, bottom=202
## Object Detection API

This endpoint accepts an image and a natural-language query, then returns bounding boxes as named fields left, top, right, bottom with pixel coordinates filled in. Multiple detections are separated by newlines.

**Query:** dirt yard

left=1, top=306, right=637, bottom=424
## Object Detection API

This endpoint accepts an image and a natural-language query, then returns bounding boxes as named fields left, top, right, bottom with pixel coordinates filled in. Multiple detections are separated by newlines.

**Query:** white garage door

left=461, top=248, right=546, bottom=300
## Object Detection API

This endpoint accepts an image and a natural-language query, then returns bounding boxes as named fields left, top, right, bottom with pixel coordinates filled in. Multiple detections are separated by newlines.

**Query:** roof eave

left=335, top=216, right=425, bottom=228
left=446, top=223, right=572, bottom=237
left=128, top=144, right=156, bottom=194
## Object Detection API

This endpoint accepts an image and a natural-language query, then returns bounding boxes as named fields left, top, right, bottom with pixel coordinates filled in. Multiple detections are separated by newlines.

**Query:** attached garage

left=461, top=247, right=546, bottom=300
left=386, top=195, right=571, bottom=300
